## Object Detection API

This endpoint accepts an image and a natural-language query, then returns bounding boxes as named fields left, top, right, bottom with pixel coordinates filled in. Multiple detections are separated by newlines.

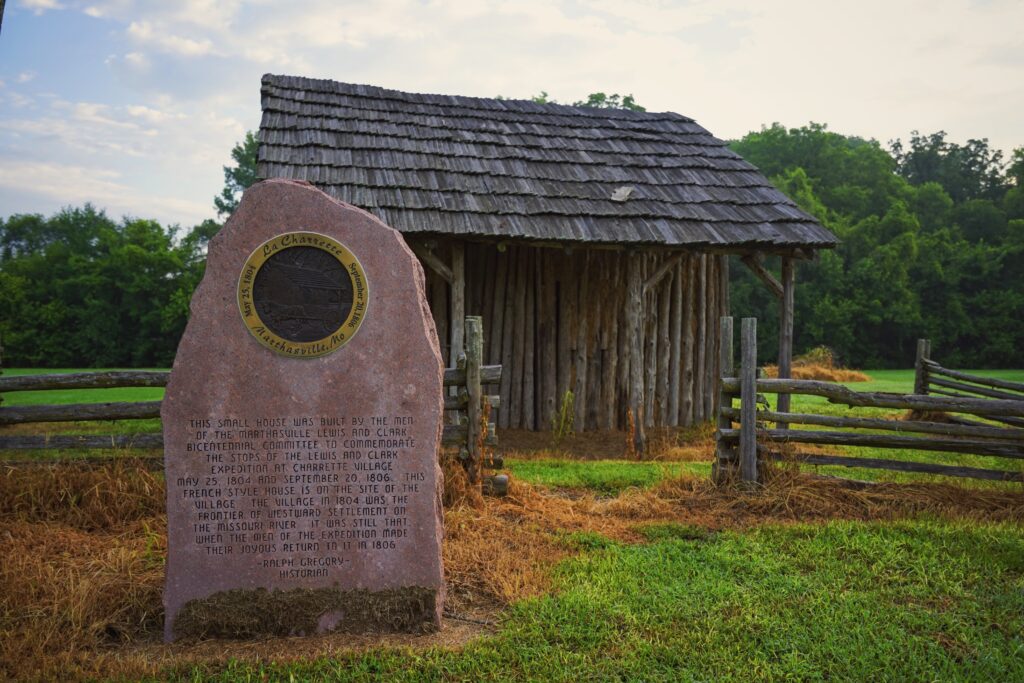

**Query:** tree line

left=730, top=124, right=1023, bottom=368
left=0, top=120, right=1021, bottom=369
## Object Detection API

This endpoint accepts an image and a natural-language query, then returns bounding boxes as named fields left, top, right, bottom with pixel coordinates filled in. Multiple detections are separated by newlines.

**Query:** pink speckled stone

left=162, top=179, right=444, bottom=641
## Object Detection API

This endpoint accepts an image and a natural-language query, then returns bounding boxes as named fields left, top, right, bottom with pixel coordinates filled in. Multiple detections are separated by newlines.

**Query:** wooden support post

left=777, top=257, right=795, bottom=429
left=740, top=317, right=758, bottom=485
left=667, top=260, right=683, bottom=427
left=626, top=251, right=646, bottom=454
left=450, top=241, right=466, bottom=375
left=694, top=256, right=707, bottom=422
left=914, top=339, right=931, bottom=395
left=465, top=316, right=483, bottom=484
left=720, top=254, right=730, bottom=319
left=705, top=257, right=719, bottom=420
left=489, top=248, right=508, bottom=364
left=540, top=252, right=558, bottom=429
left=656, top=271, right=671, bottom=426
left=681, top=256, right=696, bottom=426
left=523, top=253, right=536, bottom=430
left=601, top=256, right=620, bottom=430
left=429, top=269, right=449, bottom=367
left=511, top=250, right=527, bottom=428
left=557, top=252, right=575, bottom=414
left=573, top=251, right=590, bottom=430
left=498, top=248, right=517, bottom=429
left=713, top=316, right=735, bottom=483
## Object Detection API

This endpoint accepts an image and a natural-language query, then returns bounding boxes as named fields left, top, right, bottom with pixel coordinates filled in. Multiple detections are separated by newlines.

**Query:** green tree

left=571, top=92, right=646, bottom=111
left=891, top=131, right=1007, bottom=202
left=507, top=91, right=646, bottom=111
left=214, top=131, right=259, bottom=219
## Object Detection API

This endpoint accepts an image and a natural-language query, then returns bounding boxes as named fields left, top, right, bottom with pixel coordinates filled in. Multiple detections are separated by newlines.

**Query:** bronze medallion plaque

left=237, top=232, right=368, bottom=357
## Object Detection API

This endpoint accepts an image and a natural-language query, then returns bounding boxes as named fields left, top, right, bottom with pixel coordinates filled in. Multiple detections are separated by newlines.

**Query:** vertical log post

left=914, top=338, right=932, bottom=395
left=626, top=251, right=646, bottom=454
left=681, top=258, right=695, bottom=426
left=573, top=252, right=590, bottom=430
left=777, top=257, right=795, bottom=430
left=540, top=252, right=557, bottom=429
left=465, top=316, right=483, bottom=484
left=713, top=316, right=734, bottom=483
left=498, top=248, right=517, bottom=429
left=668, top=261, right=683, bottom=426
left=740, top=317, right=758, bottom=485
left=694, top=256, right=707, bottom=422
left=450, top=242, right=466, bottom=400
left=523, top=254, right=536, bottom=430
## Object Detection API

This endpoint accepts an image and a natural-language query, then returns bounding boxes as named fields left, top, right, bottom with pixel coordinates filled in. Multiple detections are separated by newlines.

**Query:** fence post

left=914, top=338, right=931, bottom=395
left=713, top=317, right=735, bottom=483
left=740, top=317, right=758, bottom=485
left=465, top=316, right=483, bottom=485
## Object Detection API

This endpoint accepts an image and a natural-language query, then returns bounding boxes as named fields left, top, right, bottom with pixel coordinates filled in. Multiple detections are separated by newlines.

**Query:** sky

left=0, top=0, right=1022, bottom=228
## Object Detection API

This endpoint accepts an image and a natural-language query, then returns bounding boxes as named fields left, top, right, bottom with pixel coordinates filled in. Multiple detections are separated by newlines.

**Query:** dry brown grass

left=762, top=345, right=871, bottom=383
left=0, top=458, right=163, bottom=530
left=2, top=458, right=1021, bottom=680
left=498, top=423, right=716, bottom=463
left=762, top=364, right=871, bottom=383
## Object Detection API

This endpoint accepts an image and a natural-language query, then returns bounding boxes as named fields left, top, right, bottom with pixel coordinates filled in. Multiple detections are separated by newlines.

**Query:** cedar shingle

left=257, top=74, right=836, bottom=248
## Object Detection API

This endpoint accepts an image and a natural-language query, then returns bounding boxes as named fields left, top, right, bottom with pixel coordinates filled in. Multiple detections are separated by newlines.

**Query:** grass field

left=165, top=520, right=1023, bottom=682
left=3, top=367, right=1023, bottom=484
left=1, top=367, right=1022, bottom=679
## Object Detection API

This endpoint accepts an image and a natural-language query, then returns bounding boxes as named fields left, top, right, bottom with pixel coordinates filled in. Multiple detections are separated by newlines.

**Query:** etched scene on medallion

left=253, top=246, right=354, bottom=342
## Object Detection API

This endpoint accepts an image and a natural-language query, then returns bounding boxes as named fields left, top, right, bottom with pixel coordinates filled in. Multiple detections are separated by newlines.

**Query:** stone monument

left=161, top=179, right=444, bottom=641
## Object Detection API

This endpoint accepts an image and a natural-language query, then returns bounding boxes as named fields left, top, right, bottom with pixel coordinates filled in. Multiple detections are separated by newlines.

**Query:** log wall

left=414, top=238, right=729, bottom=431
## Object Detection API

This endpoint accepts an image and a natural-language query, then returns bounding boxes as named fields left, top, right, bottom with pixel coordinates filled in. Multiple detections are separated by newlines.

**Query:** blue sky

left=1, top=0, right=1022, bottom=227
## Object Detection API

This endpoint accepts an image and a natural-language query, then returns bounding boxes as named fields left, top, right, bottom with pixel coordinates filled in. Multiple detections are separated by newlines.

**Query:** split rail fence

left=715, top=317, right=1024, bottom=485
left=0, top=317, right=503, bottom=487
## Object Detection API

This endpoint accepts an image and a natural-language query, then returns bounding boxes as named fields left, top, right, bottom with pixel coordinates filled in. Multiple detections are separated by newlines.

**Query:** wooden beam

left=0, top=401, right=161, bottom=425
left=409, top=244, right=453, bottom=284
left=721, top=377, right=1024, bottom=417
left=722, top=406, right=1024, bottom=441
left=719, top=429, right=1024, bottom=460
left=763, top=451, right=1023, bottom=482
left=643, top=252, right=685, bottom=294
left=740, top=253, right=783, bottom=300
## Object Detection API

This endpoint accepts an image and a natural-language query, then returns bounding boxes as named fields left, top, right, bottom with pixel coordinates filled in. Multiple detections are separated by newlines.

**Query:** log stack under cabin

left=257, top=75, right=837, bottom=445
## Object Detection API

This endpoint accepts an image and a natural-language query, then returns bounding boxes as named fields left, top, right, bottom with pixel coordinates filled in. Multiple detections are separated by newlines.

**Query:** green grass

left=3, top=367, right=1022, bottom=484
left=0, top=368, right=166, bottom=459
left=0, top=367, right=167, bottom=406
left=164, top=519, right=1024, bottom=682
left=787, top=368, right=1024, bottom=418
left=769, top=369, right=1024, bottom=488
left=505, top=459, right=710, bottom=494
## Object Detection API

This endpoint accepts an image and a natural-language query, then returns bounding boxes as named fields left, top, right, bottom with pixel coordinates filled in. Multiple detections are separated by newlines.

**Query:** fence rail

left=915, top=340, right=1024, bottom=429
left=0, top=318, right=504, bottom=490
left=714, top=319, right=1024, bottom=485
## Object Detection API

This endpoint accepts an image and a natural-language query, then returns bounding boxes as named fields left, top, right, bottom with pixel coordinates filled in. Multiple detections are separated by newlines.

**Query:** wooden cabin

left=256, top=75, right=837, bottom=441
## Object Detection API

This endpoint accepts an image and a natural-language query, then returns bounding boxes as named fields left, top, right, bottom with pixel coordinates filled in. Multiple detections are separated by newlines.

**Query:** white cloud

left=127, top=20, right=214, bottom=57
left=0, top=159, right=210, bottom=224
left=2, top=0, right=1022, bottom=228
left=19, top=0, right=64, bottom=14
left=16, top=71, right=37, bottom=83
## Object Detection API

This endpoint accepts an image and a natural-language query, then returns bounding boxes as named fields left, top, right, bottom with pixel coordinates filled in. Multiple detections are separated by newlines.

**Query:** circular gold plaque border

left=237, top=232, right=368, bottom=358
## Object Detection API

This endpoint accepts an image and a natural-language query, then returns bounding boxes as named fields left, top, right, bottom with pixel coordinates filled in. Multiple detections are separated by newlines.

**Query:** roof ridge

left=262, top=73, right=695, bottom=124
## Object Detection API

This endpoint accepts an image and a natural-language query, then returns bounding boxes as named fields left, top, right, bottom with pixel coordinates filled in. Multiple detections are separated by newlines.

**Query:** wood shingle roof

left=257, top=74, right=836, bottom=249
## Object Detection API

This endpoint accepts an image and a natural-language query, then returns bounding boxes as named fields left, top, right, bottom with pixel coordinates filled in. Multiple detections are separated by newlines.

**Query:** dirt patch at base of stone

left=173, top=586, right=438, bottom=640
